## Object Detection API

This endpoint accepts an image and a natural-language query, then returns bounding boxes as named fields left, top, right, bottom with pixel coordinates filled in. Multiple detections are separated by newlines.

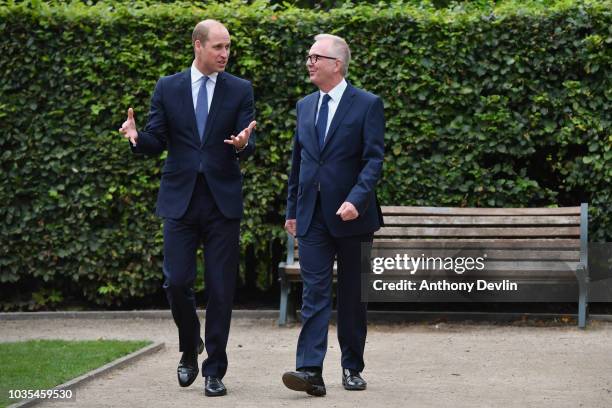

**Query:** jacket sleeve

left=235, top=82, right=256, bottom=161
left=285, top=103, right=301, bottom=220
left=345, top=96, right=385, bottom=214
left=130, top=78, right=168, bottom=156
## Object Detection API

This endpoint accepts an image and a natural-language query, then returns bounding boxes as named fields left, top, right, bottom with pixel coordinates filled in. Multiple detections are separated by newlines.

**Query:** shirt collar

left=320, top=78, right=347, bottom=103
left=191, top=62, right=218, bottom=85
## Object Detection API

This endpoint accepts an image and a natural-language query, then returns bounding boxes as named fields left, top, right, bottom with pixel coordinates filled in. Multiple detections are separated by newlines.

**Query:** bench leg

left=578, top=292, right=588, bottom=329
left=576, top=264, right=589, bottom=329
left=287, top=283, right=297, bottom=323
left=279, top=279, right=289, bottom=326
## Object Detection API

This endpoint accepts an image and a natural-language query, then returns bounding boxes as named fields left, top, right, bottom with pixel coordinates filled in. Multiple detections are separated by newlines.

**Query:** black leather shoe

left=177, top=338, right=204, bottom=387
left=342, top=368, right=367, bottom=391
left=204, top=376, right=227, bottom=397
left=282, top=369, right=326, bottom=396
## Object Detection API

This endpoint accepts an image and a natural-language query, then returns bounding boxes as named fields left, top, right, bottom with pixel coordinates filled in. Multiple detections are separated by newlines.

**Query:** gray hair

left=314, top=33, right=351, bottom=77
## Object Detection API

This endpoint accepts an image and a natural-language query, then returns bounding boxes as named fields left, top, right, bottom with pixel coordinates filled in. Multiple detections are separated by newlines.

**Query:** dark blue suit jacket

left=286, top=83, right=385, bottom=237
left=132, top=69, right=255, bottom=220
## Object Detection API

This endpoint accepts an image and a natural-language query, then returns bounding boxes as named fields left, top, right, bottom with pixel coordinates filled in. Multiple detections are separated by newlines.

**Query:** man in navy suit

left=119, top=20, right=256, bottom=397
left=282, top=34, right=385, bottom=396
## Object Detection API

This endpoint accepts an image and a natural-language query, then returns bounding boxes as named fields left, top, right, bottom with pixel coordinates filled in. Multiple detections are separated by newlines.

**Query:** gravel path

left=2, top=317, right=612, bottom=407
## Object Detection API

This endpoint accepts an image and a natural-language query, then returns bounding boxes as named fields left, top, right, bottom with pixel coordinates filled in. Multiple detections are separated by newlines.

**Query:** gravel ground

left=2, top=317, right=612, bottom=408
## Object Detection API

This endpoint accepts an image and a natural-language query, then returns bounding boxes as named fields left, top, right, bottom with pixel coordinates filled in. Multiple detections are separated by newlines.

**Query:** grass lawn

left=0, top=339, right=151, bottom=408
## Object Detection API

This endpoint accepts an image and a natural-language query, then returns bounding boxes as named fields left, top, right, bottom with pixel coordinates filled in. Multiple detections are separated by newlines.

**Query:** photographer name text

left=372, top=279, right=518, bottom=292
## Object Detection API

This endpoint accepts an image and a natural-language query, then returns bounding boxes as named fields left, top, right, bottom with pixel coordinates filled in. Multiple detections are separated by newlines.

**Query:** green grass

left=0, top=339, right=151, bottom=408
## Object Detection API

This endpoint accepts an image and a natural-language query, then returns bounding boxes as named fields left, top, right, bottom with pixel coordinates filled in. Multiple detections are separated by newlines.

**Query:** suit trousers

left=162, top=174, right=240, bottom=379
left=296, top=196, right=372, bottom=372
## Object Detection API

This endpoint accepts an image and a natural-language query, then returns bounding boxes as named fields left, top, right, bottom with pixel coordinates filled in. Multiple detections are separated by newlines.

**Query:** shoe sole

left=342, top=378, right=367, bottom=391
left=282, top=373, right=326, bottom=396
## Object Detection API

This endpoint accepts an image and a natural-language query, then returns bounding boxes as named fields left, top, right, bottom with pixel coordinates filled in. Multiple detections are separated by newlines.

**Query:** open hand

left=224, top=120, right=256, bottom=149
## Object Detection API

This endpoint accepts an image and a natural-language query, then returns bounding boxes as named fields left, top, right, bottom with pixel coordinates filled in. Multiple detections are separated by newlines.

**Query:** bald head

left=192, top=19, right=231, bottom=75
left=192, top=19, right=227, bottom=46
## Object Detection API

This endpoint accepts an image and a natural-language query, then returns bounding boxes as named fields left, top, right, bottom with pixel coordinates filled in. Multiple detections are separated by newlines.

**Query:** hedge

left=0, top=0, right=610, bottom=309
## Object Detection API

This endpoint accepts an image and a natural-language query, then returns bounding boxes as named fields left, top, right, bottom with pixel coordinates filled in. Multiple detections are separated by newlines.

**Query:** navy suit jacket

left=286, top=83, right=385, bottom=237
left=132, top=69, right=255, bottom=220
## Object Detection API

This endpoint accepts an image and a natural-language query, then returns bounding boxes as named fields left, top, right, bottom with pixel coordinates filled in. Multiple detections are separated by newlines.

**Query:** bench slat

left=372, top=239, right=581, bottom=248
left=370, top=249, right=580, bottom=261
left=366, top=271, right=579, bottom=279
left=290, top=239, right=581, bottom=249
left=381, top=206, right=581, bottom=216
left=370, top=270, right=579, bottom=279
left=375, top=226, right=580, bottom=238
left=281, top=261, right=580, bottom=275
left=292, top=240, right=581, bottom=261
left=382, top=215, right=580, bottom=226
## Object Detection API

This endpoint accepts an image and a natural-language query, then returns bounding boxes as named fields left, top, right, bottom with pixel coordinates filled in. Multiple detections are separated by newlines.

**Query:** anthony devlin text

left=372, top=279, right=518, bottom=292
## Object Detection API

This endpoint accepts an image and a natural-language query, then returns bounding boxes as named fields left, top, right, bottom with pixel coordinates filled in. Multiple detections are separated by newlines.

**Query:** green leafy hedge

left=0, top=0, right=610, bottom=309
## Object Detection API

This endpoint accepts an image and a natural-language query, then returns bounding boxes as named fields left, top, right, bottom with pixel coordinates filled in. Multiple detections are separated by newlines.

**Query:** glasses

left=306, top=54, right=338, bottom=64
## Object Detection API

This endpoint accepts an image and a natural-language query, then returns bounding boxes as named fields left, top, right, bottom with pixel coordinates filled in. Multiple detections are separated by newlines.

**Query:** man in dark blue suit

left=119, top=20, right=256, bottom=397
left=282, top=34, right=385, bottom=396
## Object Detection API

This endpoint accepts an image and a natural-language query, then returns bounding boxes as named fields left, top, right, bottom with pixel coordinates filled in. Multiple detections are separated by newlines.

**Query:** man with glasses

left=282, top=33, right=385, bottom=396
left=119, top=19, right=256, bottom=397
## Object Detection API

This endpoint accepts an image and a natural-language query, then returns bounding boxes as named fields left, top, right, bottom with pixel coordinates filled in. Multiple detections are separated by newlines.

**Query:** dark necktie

left=316, top=94, right=331, bottom=149
left=195, top=76, right=209, bottom=144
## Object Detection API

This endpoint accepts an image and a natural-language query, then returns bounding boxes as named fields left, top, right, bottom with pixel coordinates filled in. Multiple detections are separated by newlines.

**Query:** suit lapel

left=321, top=83, right=356, bottom=152
left=202, top=72, right=227, bottom=145
left=181, top=69, right=200, bottom=144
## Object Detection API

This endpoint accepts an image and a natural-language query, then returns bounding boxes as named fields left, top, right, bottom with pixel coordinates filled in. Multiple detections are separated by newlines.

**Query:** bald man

left=120, top=20, right=256, bottom=397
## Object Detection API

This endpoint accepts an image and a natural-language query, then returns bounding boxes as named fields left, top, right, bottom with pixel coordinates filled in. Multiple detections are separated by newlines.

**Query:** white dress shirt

left=315, top=78, right=347, bottom=140
left=190, top=63, right=247, bottom=152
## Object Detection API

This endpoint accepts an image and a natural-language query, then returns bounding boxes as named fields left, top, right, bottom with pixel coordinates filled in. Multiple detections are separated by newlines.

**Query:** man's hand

left=284, top=219, right=297, bottom=237
left=336, top=202, right=359, bottom=221
left=224, top=120, right=257, bottom=150
left=119, top=107, right=138, bottom=145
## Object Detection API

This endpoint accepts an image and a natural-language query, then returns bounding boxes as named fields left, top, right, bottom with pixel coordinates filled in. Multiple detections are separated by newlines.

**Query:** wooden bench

left=278, top=204, right=589, bottom=327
